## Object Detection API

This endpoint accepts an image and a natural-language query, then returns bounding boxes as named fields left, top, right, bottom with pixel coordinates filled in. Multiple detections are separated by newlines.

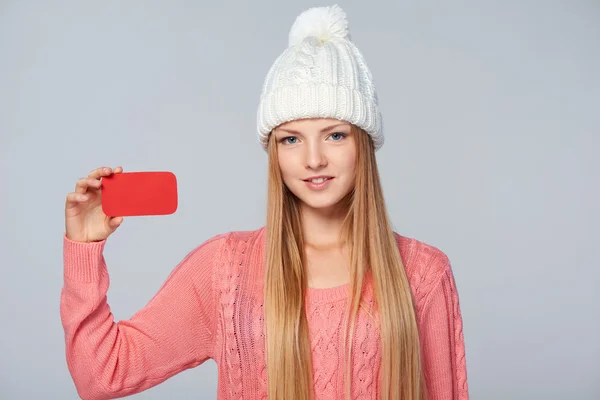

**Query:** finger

left=108, top=216, right=123, bottom=229
left=108, top=217, right=123, bottom=228
left=114, top=166, right=123, bottom=174
left=75, top=177, right=102, bottom=194
left=88, top=166, right=114, bottom=180
left=66, top=192, right=89, bottom=207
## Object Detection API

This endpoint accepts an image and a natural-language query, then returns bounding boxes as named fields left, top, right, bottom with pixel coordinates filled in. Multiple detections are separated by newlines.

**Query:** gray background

left=1, top=0, right=598, bottom=399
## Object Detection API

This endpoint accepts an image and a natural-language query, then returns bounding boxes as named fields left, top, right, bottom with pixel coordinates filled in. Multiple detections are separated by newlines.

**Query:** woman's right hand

left=65, top=166, right=124, bottom=243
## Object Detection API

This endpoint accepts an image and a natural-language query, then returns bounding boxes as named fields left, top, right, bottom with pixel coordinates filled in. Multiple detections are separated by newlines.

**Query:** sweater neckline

left=304, top=273, right=374, bottom=305
left=306, top=281, right=350, bottom=304
left=255, top=226, right=374, bottom=306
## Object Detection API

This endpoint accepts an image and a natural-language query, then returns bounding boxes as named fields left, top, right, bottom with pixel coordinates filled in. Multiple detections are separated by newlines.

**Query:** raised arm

left=60, top=233, right=226, bottom=399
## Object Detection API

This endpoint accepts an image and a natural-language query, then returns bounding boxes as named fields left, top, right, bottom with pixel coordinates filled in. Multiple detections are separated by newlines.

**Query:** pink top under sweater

left=60, top=227, right=469, bottom=399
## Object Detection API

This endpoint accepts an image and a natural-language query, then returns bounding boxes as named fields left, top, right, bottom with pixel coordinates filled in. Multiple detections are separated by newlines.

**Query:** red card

left=101, top=171, right=178, bottom=217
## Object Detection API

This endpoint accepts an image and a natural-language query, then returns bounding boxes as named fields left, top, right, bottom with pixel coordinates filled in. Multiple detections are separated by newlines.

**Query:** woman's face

left=273, top=118, right=357, bottom=212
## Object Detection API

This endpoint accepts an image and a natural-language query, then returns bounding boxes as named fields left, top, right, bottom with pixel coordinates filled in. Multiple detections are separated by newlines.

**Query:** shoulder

left=188, top=226, right=265, bottom=261
left=392, top=232, right=454, bottom=307
left=226, top=226, right=266, bottom=245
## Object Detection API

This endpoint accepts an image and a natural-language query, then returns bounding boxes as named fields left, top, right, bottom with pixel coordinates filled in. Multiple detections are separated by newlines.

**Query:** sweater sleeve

left=59, top=232, right=227, bottom=400
left=418, top=259, right=469, bottom=400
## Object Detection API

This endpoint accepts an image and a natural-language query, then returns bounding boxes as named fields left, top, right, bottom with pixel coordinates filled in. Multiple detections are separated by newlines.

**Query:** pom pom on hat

left=288, top=4, right=350, bottom=47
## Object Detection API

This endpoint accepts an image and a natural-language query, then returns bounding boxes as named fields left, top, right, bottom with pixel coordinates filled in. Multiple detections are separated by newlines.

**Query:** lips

left=303, top=176, right=333, bottom=183
left=303, top=176, right=334, bottom=191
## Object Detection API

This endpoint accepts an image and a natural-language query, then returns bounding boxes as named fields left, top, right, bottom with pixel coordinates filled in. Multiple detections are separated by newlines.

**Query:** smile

left=304, top=177, right=334, bottom=190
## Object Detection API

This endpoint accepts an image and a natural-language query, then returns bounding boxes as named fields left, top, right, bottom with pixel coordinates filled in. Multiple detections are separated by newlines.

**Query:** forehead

left=274, top=118, right=350, bottom=133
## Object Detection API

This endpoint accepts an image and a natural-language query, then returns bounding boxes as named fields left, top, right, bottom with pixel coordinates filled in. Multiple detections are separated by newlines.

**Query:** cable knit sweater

left=60, top=226, right=469, bottom=399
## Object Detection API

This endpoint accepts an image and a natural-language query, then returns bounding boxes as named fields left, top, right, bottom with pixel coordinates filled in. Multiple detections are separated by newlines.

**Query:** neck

left=300, top=202, right=348, bottom=250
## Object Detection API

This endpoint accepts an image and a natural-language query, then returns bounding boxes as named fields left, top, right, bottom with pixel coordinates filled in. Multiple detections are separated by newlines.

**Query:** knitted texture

left=60, top=227, right=469, bottom=399
left=256, top=5, right=384, bottom=151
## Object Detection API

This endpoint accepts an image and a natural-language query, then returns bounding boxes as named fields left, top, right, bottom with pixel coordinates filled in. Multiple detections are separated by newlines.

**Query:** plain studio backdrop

left=1, top=1, right=598, bottom=399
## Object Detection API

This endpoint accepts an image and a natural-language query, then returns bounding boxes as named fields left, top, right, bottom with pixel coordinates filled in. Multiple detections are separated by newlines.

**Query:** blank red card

left=101, top=171, right=178, bottom=217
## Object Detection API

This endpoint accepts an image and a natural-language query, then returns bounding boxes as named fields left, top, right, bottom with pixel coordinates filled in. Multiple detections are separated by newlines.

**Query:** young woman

left=61, top=5, right=468, bottom=400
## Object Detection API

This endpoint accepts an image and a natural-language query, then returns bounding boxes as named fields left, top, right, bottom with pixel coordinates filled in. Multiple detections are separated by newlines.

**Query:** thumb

left=107, top=216, right=123, bottom=231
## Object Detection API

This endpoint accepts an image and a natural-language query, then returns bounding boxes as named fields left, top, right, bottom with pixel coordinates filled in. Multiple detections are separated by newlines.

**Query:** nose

left=305, top=140, right=327, bottom=170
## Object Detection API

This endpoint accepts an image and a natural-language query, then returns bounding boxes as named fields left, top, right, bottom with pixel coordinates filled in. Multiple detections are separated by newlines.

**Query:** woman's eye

left=330, top=132, right=347, bottom=141
left=279, top=133, right=346, bottom=144
left=281, top=136, right=297, bottom=144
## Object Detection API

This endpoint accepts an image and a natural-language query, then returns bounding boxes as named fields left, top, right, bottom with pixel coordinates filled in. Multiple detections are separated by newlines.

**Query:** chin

left=297, top=196, right=343, bottom=210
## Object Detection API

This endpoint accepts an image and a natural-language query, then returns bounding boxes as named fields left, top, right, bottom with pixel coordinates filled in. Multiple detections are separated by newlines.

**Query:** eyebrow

left=276, top=123, right=349, bottom=135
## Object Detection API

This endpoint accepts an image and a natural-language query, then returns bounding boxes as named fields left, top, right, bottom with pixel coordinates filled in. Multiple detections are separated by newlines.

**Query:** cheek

left=338, top=152, right=357, bottom=178
left=277, top=156, right=295, bottom=183
left=344, top=155, right=356, bottom=171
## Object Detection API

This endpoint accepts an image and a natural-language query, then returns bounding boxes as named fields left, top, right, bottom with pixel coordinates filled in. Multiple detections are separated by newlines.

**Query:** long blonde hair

left=264, top=124, right=427, bottom=400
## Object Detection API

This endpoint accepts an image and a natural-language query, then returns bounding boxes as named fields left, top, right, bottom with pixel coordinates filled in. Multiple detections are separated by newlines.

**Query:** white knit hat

left=256, top=4, right=384, bottom=151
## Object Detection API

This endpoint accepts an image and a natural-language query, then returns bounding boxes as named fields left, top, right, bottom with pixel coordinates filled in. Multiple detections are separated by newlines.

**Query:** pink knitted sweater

left=60, top=227, right=469, bottom=399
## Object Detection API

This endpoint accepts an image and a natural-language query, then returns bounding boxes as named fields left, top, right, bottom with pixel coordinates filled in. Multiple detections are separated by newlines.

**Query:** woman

left=61, top=5, right=468, bottom=400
